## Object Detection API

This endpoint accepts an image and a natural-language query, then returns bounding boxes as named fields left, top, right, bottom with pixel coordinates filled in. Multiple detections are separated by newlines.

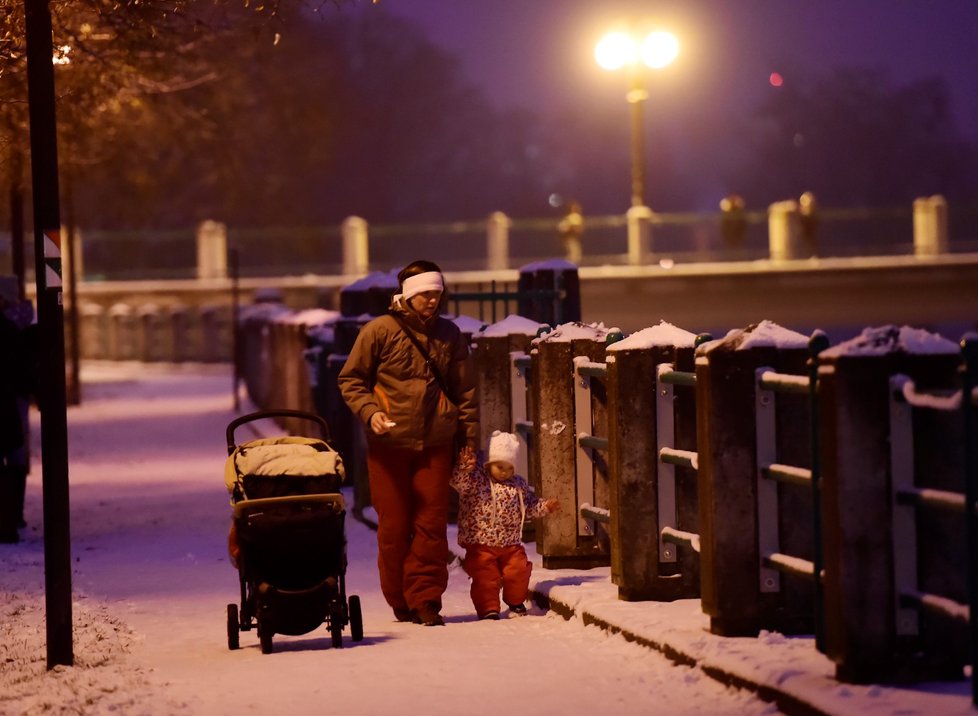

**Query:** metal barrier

left=697, top=323, right=818, bottom=636
left=574, top=356, right=611, bottom=538
left=753, top=332, right=830, bottom=648
left=887, top=339, right=978, bottom=705
left=656, top=363, right=700, bottom=564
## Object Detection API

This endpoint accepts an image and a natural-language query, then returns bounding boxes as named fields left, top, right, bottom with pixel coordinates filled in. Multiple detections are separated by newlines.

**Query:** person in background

left=338, top=259, right=478, bottom=626
left=450, top=430, right=559, bottom=620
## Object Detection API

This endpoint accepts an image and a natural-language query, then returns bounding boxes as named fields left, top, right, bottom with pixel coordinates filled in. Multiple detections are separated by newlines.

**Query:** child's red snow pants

left=462, top=544, right=532, bottom=617
left=367, top=443, right=453, bottom=614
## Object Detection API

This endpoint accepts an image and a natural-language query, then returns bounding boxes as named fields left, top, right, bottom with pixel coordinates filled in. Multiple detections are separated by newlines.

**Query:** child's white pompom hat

left=487, top=430, right=520, bottom=467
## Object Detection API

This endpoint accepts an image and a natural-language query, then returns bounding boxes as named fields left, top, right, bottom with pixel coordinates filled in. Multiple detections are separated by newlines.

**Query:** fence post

left=696, top=321, right=813, bottom=636
left=486, top=211, right=510, bottom=271
left=341, top=215, right=369, bottom=276
left=626, top=205, right=653, bottom=265
left=768, top=200, right=805, bottom=261
left=605, top=323, right=699, bottom=600
left=532, top=324, right=611, bottom=568
left=196, top=220, right=227, bottom=280
left=913, top=195, right=949, bottom=257
left=819, top=325, right=966, bottom=683
left=472, top=316, right=545, bottom=449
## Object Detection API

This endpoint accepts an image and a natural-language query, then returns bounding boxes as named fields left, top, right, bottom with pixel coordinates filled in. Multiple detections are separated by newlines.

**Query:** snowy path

left=3, top=362, right=775, bottom=715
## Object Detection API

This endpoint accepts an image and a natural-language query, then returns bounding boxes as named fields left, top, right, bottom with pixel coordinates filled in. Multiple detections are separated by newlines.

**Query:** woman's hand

left=369, top=411, right=395, bottom=435
left=543, top=499, right=560, bottom=514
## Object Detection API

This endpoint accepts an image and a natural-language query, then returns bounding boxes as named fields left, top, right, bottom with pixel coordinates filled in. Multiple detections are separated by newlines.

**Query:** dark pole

left=64, top=172, right=81, bottom=406
left=24, top=0, right=74, bottom=667
left=626, top=70, right=648, bottom=209
left=10, top=150, right=26, bottom=298
left=230, top=245, right=240, bottom=411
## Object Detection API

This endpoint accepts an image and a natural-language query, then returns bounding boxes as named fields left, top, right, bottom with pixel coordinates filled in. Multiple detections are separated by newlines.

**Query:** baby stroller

left=224, top=409, right=363, bottom=653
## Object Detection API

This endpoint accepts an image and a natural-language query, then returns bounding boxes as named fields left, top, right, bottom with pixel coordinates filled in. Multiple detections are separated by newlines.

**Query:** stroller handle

left=226, top=409, right=332, bottom=455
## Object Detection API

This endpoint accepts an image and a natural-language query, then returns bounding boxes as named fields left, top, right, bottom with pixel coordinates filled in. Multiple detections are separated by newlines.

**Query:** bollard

left=486, top=211, right=510, bottom=271
left=265, top=318, right=290, bottom=414
left=626, top=204, right=653, bottom=265
left=819, top=325, right=966, bottom=683
left=79, top=303, right=106, bottom=360
left=913, top=195, right=949, bottom=257
left=136, top=304, right=164, bottom=362
left=107, top=303, right=136, bottom=361
left=237, top=302, right=289, bottom=407
left=517, top=260, right=580, bottom=326
left=274, top=316, right=303, bottom=422
left=168, top=304, right=190, bottom=363
left=696, top=320, right=814, bottom=636
left=605, top=321, right=699, bottom=601
left=305, top=323, right=337, bottom=429
left=199, top=304, right=232, bottom=363
left=341, top=215, right=369, bottom=276
left=532, top=322, right=612, bottom=568
left=768, top=200, right=805, bottom=261
left=196, top=220, right=227, bottom=280
left=339, top=270, right=397, bottom=318
left=277, top=309, right=338, bottom=433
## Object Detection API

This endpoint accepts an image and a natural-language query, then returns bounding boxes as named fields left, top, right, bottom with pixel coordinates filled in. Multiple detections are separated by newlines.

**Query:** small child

left=450, top=430, right=559, bottom=620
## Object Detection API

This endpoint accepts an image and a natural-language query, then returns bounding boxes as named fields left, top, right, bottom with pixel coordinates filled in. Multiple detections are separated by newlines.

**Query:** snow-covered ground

left=0, top=362, right=973, bottom=715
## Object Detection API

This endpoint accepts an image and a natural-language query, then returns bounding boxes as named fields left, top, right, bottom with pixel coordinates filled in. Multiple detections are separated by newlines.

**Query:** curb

left=528, top=587, right=830, bottom=716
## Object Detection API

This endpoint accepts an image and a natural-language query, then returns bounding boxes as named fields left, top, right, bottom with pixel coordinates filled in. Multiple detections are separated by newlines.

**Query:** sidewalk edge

left=528, top=587, right=831, bottom=716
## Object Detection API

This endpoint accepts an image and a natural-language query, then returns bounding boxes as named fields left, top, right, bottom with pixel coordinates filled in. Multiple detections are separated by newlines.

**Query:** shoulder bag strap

left=389, top=312, right=457, bottom=406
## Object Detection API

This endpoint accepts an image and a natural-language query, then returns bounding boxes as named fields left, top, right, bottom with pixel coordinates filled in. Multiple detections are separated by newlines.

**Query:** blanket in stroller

left=225, top=436, right=345, bottom=503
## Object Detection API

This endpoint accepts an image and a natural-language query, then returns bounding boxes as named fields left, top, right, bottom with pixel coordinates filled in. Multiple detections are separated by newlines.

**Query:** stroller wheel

left=258, top=620, right=274, bottom=654
left=226, top=604, right=240, bottom=650
left=329, top=603, right=344, bottom=648
left=349, top=595, right=364, bottom=643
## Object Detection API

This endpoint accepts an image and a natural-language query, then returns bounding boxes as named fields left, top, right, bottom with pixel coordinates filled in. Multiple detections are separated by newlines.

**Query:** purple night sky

left=370, top=0, right=977, bottom=141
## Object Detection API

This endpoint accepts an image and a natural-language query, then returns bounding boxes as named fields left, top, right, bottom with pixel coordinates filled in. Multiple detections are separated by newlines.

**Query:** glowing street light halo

left=640, top=30, right=679, bottom=69
left=595, top=28, right=679, bottom=72
left=594, top=31, right=637, bottom=71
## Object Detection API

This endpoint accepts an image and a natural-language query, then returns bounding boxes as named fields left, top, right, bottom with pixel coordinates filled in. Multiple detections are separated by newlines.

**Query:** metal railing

left=887, top=345, right=978, bottom=704
left=753, top=333, right=830, bottom=647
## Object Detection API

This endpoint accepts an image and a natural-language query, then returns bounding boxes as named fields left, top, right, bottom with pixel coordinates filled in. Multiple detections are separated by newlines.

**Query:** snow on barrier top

left=821, top=324, right=960, bottom=358
left=606, top=320, right=697, bottom=351
left=478, top=314, right=549, bottom=337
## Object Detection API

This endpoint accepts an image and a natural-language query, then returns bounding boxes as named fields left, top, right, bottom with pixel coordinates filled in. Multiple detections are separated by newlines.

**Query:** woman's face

left=408, top=290, right=441, bottom=320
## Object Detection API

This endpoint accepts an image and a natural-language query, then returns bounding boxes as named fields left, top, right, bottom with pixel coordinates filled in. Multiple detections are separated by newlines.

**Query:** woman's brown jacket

left=337, top=300, right=479, bottom=452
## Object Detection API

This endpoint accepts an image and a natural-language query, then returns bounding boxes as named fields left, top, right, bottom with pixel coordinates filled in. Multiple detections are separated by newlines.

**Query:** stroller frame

left=224, top=409, right=363, bottom=653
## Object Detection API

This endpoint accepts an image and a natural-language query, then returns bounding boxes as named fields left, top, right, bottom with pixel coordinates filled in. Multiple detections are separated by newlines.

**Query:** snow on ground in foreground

left=1, top=362, right=776, bottom=716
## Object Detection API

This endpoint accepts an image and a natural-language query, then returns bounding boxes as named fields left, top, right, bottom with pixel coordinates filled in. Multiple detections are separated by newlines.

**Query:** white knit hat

left=487, top=430, right=520, bottom=468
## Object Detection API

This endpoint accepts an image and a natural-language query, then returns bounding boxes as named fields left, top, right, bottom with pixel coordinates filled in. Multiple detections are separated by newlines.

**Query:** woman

left=338, top=260, right=478, bottom=626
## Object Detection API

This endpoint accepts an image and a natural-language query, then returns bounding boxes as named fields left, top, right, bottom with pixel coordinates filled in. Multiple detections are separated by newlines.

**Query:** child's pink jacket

left=450, top=462, right=549, bottom=547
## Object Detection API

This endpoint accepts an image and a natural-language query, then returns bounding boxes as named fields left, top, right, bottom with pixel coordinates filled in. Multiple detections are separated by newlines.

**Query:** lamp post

left=595, top=29, right=679, bottom=209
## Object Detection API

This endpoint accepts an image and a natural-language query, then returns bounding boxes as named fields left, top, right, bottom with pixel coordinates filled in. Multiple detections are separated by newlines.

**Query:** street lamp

left=595, top=29, right=679, bottom=208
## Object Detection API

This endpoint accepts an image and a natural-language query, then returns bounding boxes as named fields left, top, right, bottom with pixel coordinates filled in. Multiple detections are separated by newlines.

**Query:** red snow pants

left=462, top=544, right=532, bottom=617
left=367, top=443, right=453, bottom=614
